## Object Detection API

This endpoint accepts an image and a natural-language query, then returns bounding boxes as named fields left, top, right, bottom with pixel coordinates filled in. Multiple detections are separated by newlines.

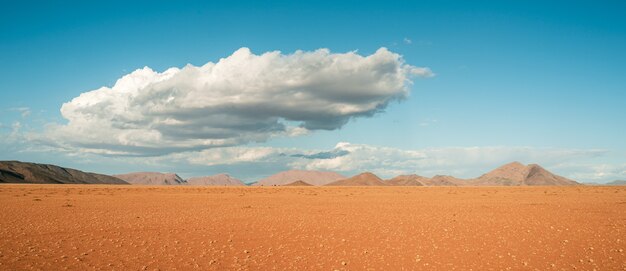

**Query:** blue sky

left=1, top=0, right=625, bottom=183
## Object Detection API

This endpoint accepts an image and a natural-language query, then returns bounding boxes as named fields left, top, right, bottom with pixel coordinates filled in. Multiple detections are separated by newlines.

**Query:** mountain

left=1, top=160, right=582, bottom=187
left=0, top=160, right=127, bottom=184
left=326, top=172, right=387, bottom=186
left=471, top=162, right=579, bottom=186
left=421, top=175, right=465, bottom=186
left=605, top=180, right=626, bottom=186
left=385, top=162, right=580, bottom=187
left=114, top=172, right=186, bottom=185
left=254, top=170, right=345, bottom=186
left=186, top=174, right=245, bottom=186
left=386, top=174, right=464, bottom=186
left=284, top=180, right=313, bottom=186
left=386, top=174, right=427, bottom=186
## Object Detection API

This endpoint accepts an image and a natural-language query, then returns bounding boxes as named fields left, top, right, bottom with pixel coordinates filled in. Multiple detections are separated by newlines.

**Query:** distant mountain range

left=470, top=162, right=578, bottom=186
left=0, top=161, right=127, bottom=184
left=326, top=172, right=387, bottom=186
left=584, top=180, right=626, bottom=186
left=387, top=175, right=464, bottom=186
left=113, top=172, right=246, bottom=186
left=283, top=180, right=314, bottom=186
left=253, top=162, right=580, bottom=186
left=382, top=162, right=579, bottom=186
left=0, top=160, right=603, bottom=186
left=606, top=180, right=626, bottom=186
left=113, top=172, right=187, bottom=185
left=254, top=170, right=345, bottom=186
left=186, top=174, right=245, bottom=186
left=0, top=161, right=244, bottom=186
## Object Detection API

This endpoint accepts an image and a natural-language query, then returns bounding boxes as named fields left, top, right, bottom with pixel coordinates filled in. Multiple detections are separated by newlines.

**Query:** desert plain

left=0, top=184, right=624, bottom=270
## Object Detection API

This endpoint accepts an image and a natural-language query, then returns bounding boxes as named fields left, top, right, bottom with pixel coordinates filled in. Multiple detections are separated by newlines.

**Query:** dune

left=0, top=160, right=127, bottom=184
left=254, top=170, right=345, bottom=186
left=326, top=172, right=387, bottom=186
left=114, top=172, right=186, bottom=185
left=186, top=174, right=245, bottom=186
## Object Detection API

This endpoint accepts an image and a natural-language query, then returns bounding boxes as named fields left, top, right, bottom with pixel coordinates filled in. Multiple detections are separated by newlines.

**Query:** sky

left=1, top=0, right=625, bottom=183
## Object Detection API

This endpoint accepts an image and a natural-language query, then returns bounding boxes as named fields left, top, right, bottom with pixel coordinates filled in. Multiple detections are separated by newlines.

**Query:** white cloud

left=186, top=146, right=279, bottom=166
left=18, top=108, right=31, bottom=117
left=11, top=136, right=620, bottom=182
left=554, top=163, right=626, bottom=182
left=289, top=142, right=426, bottom=177
left=418, top=118, right=438, bottom=127
left=11, top=121, right=21, bottom=137
left=167, top=142, right=610, bottom=181
left=287, top=143, right=606, bottom=178
left=0, top=121, right=25, bottom=151
left=37, top=47, right=431, bottom=156
left=7, top=107, right=31, bottom=117
left=403, top=37, right=412, bottom=44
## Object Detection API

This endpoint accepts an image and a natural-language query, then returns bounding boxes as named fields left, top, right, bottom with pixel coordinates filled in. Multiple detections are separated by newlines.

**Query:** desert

left=2, top=2, right=625, bottom=270
left=1, top=184, right=624, bottom=270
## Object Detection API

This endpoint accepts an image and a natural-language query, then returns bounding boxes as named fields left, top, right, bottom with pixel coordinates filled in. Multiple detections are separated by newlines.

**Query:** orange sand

left=0, top=185, right=624, bottom=270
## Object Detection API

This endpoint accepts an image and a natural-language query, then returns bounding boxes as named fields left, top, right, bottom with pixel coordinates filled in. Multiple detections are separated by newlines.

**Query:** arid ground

left=0, top=185, right=624, bottom=270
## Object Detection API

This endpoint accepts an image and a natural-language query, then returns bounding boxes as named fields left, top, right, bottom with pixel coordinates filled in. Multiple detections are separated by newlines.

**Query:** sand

left=0, top=185, right=624, bottom=270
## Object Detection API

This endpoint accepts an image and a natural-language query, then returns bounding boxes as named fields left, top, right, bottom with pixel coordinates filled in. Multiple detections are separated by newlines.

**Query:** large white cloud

left=41, top=47, right=432, bottom=156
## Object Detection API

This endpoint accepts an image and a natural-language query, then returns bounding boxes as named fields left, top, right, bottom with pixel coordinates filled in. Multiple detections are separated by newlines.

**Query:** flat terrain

left=0, top=185, right=624, bottom=270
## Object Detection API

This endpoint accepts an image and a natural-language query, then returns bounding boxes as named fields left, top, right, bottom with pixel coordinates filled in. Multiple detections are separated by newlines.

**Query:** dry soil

left=0, top=185, right=624, bottom=270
